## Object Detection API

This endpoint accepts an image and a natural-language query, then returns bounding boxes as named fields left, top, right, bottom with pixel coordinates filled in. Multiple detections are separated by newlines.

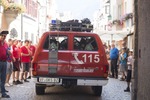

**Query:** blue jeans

left=0, top=61, right=7, bottom=95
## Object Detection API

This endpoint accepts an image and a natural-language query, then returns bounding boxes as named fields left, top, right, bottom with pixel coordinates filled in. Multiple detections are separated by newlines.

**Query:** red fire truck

left=32, top=19, right=109, bottom=96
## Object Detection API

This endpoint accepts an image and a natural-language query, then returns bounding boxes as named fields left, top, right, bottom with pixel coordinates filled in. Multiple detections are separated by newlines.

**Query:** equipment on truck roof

left=49, top=18, right=93, bottom=32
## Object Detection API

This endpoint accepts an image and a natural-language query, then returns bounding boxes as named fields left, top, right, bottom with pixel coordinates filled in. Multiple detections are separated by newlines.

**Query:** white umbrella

left=98, top=30, right=129, bottom=41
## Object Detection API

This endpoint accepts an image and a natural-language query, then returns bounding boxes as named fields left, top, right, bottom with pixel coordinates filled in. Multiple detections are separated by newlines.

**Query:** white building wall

left=23, top=16, right=38, bottom=41
left=93, top=0, right=134, bottom=46
left=111, top=0, right=117, bottom=20
left=8, top=16, right=21, bottom=39
left=8, top=14, right=38, bottom=44
left=5, top=0, right=39, bottom=44
left=125, top=0, right=133, bottom=14
left=94, top=0, right=111, bottom=35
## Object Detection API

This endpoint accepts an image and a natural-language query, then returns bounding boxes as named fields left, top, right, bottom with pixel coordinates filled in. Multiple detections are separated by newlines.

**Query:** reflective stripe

left=77, top=79, right=108, bottom=86
left=33, top=77, right=108, bottom=86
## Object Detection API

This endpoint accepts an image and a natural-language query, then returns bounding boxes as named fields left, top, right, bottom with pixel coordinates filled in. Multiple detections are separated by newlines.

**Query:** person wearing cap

left=0, top=31, right=10, bottom=98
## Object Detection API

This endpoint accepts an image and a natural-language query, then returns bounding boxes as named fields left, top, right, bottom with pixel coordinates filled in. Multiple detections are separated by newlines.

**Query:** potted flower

left=0, top=0, right=26, bottom=14
left=0, top=0, right=26, bottom=25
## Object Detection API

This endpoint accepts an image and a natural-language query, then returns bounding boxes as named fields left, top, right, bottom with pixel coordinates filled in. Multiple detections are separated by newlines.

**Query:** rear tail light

left=103, top=65, right=108, bottom=73
left=103, top=65, right=109, bottom=77
left=32, top=63, right=37, bottom=76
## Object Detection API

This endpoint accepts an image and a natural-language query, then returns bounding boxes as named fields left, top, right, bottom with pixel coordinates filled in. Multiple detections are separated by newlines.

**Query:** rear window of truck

left=73, top=36, right=98, bottom=51
left=43, top=35, right=98, bottom=51
left=43, top=35, right=68, bottom=50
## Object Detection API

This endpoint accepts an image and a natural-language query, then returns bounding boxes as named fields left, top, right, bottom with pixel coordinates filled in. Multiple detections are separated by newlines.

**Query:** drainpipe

left=132, top=0, right=138, bottom=100
left=21, top=0, right=23, bottom=40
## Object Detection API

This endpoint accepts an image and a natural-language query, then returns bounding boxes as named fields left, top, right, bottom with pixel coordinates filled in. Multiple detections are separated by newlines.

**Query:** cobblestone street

left=0, top=77, right=131, bottom=100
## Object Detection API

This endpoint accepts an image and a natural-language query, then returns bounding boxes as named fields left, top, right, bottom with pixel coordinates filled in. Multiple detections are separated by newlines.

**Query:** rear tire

left=92, top=86, right=102, bottom=96
left=36, top=84, right=45, bottom=95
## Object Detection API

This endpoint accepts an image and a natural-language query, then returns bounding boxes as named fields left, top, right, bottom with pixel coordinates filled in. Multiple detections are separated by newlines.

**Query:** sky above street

left=55, top=0, right=101, bottom=21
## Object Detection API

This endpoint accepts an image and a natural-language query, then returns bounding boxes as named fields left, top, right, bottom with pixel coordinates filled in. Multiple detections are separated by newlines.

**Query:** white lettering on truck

left=74, top=68, right=94, bottom=73
left=73, top=53, right=100, bottom=64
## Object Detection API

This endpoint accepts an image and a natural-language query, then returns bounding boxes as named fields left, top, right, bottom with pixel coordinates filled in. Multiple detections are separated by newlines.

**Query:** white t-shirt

left=127, top=55, right=133, bottom=70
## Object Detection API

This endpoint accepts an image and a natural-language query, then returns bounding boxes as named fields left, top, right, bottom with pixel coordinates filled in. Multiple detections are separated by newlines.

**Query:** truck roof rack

left=49, top=19, right=93, bottom=32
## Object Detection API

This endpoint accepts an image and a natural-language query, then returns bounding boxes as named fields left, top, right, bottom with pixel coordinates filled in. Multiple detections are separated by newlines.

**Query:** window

left=118, top=5, right=122, bottom=19
left=31, top=33, right=34, bottom=43
left=24, top=32, right=28, bottom=40
left=24, top=0, right=38, bottom=17
left=43, top=35, right=68, bottom=50
left=73, top=36, right=98, bottom=51
left=124, top=2, right=127, bottom=14
left=105, top=5, right=110, bottom=14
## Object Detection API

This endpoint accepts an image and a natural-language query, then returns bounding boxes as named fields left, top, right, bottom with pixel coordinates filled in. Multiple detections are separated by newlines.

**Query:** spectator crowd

left=0, top=31, right=36, bottom=98
left=103, top=41, right=134, bottom=93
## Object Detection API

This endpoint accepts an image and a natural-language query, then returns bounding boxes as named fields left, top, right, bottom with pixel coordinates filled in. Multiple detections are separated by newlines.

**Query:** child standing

left=124, top=50, right=133, bottom=92
left=119, top=48, right=127, bottom=80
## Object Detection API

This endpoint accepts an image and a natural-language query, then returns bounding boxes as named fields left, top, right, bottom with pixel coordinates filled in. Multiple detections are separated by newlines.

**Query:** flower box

left=0, top=0, right=26, bottom=25
left=0, top=0, right=26, bottom=14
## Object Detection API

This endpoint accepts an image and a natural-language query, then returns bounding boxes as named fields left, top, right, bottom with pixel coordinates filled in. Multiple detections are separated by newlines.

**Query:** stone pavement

left=0, top=76, right=131, bottom=100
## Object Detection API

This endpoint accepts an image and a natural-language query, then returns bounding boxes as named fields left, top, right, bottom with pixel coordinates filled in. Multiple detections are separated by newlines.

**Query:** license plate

left=39, top=77, right=60, bottom=83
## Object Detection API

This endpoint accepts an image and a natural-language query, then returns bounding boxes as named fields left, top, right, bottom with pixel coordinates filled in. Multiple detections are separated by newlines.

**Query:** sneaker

left=9, top=83, right=13, bottom=86
left=124, top=87, right=130, bottom=92
left=109, top=75, right=114, bottom=78
left=5, top=83, right=11, bottom=87
left=124, top=89, right=130, bottom=92
left=115, top=75, right=118, bottom=79
left=27, top=76, right=31, bottom=79
left=16, top=80, right=23, bottom=84
left=20, top=79, right=24, bottom=83
left=5, top=90, right=9, bottom=92
left=24, top=79, right=29, bottom=82
left=120, top=77, right=125, bottom=81
left=2, top=94, right=10, bottom=98
left=13, top=81, right=17, bottom=85
left=125, top=76, right=127, bottom=79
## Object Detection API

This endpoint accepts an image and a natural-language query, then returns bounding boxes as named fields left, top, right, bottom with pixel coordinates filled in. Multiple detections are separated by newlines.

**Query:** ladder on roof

left=48, top=30, right=59, bottom=75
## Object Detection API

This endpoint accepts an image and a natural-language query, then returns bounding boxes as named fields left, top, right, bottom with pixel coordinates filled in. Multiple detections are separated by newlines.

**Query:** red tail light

left=103, top=65, right=108, bottom=77
left=32, top=63, right=37, bottom=76
left=103, top=65, right=108, bottom=73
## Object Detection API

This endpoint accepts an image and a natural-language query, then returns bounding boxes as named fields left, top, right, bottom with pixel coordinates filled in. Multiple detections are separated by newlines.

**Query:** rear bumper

left=77, top=79, right=108, bottom=86
left=32, top=76, right=108, bottom=86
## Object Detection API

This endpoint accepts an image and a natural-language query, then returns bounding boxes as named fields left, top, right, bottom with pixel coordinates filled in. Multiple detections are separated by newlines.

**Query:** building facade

left=94, top=0, right=134, bottom=49
left=0, top=0, right=52, bottom=44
